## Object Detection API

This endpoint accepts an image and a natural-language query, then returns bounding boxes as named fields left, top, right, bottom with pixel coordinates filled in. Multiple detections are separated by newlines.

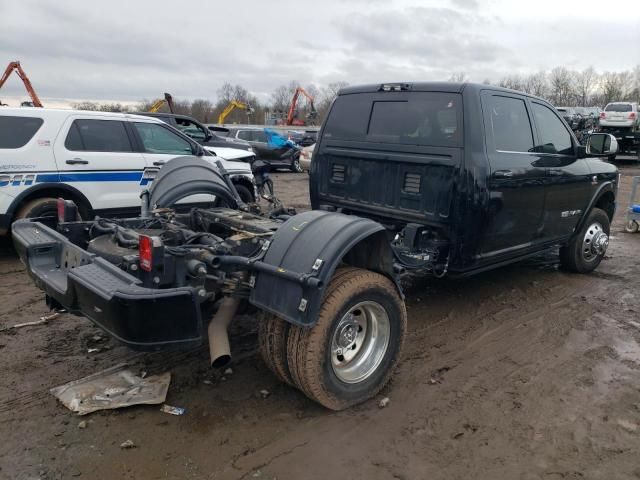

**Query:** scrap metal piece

left=50, top=363, right=171, bottom=415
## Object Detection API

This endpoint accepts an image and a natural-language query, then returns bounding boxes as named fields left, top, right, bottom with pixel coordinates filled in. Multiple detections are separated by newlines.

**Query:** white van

left=0, top=108, right=255, bottom=234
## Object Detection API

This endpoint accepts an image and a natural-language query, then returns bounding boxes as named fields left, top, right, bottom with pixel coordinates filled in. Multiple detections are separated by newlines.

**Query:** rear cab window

left=0, top=116, right=44, bottom=149
left=323, top=92, right=462, bottom=148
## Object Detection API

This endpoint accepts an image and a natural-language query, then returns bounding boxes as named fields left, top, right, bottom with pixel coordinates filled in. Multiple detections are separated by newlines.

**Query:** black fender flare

left=572, top=181, right=616, bottom=236
left=6, top=182, right=93, bottom=219
left=249, top=210, right=398, bottom=327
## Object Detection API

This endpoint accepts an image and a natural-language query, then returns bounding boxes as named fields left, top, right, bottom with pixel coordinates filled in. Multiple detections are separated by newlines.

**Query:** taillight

left=629, top=112, right=636, bottom=120
left=57, top=198, right=65, bottom=224
left=139, top=235, right=155, bottom=272
left=599, top=112, right=606, bottom=119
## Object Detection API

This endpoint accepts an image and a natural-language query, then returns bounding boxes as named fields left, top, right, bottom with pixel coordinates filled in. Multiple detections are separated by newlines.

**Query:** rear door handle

left=492, top=170, right=513, bottom=178
left=66, top=158, right=89, bottom=165
left=153, top=161, right=166, bottom=166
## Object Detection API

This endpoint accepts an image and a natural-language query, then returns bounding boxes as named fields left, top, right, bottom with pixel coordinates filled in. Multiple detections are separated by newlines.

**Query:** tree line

left=73, top=65, right=639, bottom=123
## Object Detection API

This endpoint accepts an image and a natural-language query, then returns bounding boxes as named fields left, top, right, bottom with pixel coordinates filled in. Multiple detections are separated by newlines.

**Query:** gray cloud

left=336, top=7, right=509, bottom=71
left=0, top=0, right=638, bottom=106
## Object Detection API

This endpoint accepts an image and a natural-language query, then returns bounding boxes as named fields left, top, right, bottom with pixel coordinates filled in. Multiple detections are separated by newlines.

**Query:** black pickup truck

left=13, top=82, right=619, bottom=411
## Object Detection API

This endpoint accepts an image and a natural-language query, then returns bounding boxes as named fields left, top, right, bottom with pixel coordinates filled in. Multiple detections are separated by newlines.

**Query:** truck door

left=529, top=101, right=593, bottom=241
left=480, top=92, right=546, bottom=256
left=52, top=115, right=148, bottom=213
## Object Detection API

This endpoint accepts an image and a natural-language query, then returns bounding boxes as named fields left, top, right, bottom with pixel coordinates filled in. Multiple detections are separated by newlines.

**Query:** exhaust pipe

left=208, top=296, right=241, bottom=368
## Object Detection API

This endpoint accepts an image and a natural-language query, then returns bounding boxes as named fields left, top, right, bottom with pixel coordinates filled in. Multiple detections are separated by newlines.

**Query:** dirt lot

left=1, top=162, right=640, bottom=480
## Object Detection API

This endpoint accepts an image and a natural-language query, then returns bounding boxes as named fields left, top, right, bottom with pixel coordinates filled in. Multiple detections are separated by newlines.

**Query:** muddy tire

left=286, top=268, right=406, bottom=410
left=258, top=312, right=294, bottom=386
left=290, top=157, right=303, bottom=173
left=624, top=220, right=639, bottom=233
left=16, top=197, right=59, bottom=221
left=560, top=207, right=610, bottom=273
left=257, top=267, right=360, bottom=387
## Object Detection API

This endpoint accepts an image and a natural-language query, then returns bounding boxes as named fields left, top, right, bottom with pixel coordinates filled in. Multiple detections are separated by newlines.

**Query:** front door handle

left=153, top=161, right=166, bottom=166
left=548, top=169, right=563, bottom=176
left=66, top=158, right=89, bottom=165
left=492, top=170, right=513, bottom=178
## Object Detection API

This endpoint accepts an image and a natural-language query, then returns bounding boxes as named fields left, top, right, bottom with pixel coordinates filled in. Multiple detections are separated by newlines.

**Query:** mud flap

left=249, top=210, right=395, bottom=326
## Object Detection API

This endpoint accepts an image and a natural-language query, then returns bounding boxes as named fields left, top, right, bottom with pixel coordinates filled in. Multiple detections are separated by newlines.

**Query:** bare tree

left=548, top=67, right=575, bottom=106
left=600, top=71, right=629, bottom=105
left=72, top=101, right=130, bottom=112
left=190, top=99, right=214, bottom=123
left=499, top=75, right=525, bottom=91
left=574, top=67, right=596, bottom=106
left=523, top=72, right=548, bottom=97
left=448, top=72, right=468, bottom=82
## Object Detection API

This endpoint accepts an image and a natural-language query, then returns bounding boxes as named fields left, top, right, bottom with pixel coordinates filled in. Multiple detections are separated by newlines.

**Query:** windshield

left=605, top=103, right=632, bottom=112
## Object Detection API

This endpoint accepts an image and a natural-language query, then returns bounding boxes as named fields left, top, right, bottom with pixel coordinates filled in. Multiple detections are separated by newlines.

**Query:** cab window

left=237, top=130, right=253, bottom=141
left=176, top=118, right=207, bottom=141
left=65, top=119, right=133, bottom=152
left=0, top=116, right=44, bottom=149
left=133, top=122, right=193, bottom=155
left=532, top=103, right=573, bottom=155
left=483, top=95, right=534, bottom=153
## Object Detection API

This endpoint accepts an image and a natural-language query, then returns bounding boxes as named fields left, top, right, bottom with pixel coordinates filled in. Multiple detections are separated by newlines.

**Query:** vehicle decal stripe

left=36, top=172, right=144, bottom=183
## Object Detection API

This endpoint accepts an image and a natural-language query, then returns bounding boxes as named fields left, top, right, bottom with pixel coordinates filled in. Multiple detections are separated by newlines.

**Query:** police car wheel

left=16, top=197, right=82, bottom=227
left=16, top=198, right=59, bottom=222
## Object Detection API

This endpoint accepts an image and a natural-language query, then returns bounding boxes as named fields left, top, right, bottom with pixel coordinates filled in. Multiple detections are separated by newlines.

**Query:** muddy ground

left=1, top=161, right=640, bottom=480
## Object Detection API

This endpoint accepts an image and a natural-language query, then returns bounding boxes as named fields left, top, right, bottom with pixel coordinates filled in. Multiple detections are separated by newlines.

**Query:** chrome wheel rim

left=293, top=159, right=302, bottom=172
left=330, top=301, right=390, bottom=384
left=582, top=221, right=608, bottom=262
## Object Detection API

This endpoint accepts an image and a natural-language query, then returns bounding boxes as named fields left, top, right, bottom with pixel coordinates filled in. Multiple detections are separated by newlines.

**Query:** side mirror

left=194, top=144, right=205, bottom=157
left=586, top=133, right=618, bottom=156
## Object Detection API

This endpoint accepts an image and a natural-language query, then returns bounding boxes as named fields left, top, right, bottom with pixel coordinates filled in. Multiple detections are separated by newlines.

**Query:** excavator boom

left=0, top=61, right=43, bottom=107
left=286, top=87, right=316, bottom=126
left=218, top=100, right=253, bottom=125
left=148, top=93, right=175, bottom=113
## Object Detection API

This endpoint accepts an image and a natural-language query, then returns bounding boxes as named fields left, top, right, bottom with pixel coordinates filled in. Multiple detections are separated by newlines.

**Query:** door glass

left=64, top=122, right=84, bottom=150
left=67, top=119, right=133, bottom=152
left=176, top=118, right=207, bottom=141
left=237, top=130, right=252, bottom=141
left=0, top=116, right=43, bottom=148
left=133, top=122, right=193, bottom=155
left=484, top=96, right=534, bottom=153
left=254, top=131, right=268, bottom=143
left=532, top=103, right=573, bottom=155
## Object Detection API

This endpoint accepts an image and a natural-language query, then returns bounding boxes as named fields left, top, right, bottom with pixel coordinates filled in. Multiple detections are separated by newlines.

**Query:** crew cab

left=0, top=108, right=256, bottom=234
left=13, top=83, right=619, bottom=412
left=311, top=82, right=619, bottom=275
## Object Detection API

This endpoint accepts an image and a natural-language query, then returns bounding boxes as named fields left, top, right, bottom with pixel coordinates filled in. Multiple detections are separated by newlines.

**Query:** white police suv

left=0, top=108, right=255, bottom=234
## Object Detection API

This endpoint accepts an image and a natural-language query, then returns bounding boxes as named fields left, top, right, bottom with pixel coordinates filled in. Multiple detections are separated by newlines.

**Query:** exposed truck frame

left=14, top=83, right=621, bottom=411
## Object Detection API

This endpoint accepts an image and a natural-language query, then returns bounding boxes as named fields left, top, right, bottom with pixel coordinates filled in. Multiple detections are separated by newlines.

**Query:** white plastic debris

left=160, top=404, right=185, bottom=416
left=50, top=363, right=171, bottom=415
left=259, top=389, right=270, bottom=399
left=120, top=439, right=136, bottom=449
left=378, top=397, right=390, bottom=408
left=224, top=368, right=233, bottom=376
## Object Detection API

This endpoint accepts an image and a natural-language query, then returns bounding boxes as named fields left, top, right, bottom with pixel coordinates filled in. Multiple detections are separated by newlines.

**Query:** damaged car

left=13, top=82, right=620, bottom=411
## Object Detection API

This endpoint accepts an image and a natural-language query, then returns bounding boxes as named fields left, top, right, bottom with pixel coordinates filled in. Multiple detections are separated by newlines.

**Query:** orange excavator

left=286, top=87, right=317, bottom=126
left=0, top=61, right=43, bottom=107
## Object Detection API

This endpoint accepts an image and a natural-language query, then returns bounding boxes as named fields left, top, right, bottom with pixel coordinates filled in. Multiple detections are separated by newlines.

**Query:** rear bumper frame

left=12, top=220, right=204, bottom=350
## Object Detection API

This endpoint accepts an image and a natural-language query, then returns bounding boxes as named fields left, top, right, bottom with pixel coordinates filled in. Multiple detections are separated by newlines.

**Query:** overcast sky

left=1, top=0, right=639, bottom=107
